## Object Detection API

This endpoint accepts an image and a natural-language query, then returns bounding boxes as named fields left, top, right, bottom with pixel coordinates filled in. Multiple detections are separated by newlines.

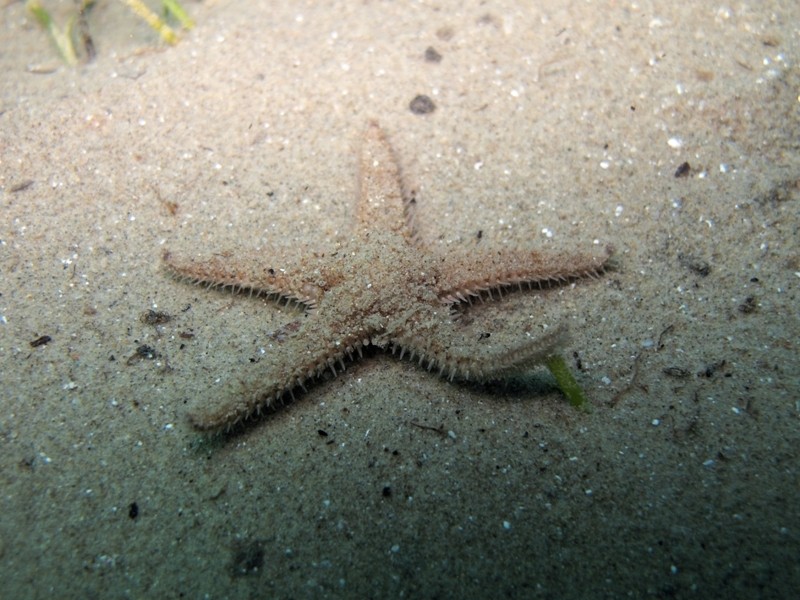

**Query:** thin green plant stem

left=27, top=1, right=79, bottom=66
left=121, top=0, right=178, bottom=45
left=162, top=0, right=194, bottom=30
left=544, top=353, right=590, bottom=412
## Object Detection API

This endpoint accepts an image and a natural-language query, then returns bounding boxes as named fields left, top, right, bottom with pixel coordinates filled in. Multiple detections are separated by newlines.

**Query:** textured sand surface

left=1, top=1, right=798, bottom=597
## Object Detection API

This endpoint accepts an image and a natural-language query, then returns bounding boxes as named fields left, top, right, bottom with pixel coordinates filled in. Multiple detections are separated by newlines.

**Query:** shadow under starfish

left=163, top=122, right=612, bottom=432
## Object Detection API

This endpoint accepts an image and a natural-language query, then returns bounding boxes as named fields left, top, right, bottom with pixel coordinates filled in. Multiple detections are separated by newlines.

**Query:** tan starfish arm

left=434, top=247, right=612, bottom=305
left=188, top=325, right=376, bottom=431
left=388, top=324, right=568, bottom=382
left=162, top=250, right=325, bottom=308
left=356, top=121, right=415, bottom=239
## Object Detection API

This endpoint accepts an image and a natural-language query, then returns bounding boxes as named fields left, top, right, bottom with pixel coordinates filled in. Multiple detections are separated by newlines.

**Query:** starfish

left=163, top=122, right=611, bottom=431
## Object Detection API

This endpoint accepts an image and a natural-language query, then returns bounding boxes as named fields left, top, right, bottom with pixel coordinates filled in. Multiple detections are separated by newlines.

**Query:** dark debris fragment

left=409, top=94, right=436, bottom=115
left=424, top=46, right=442, bottom=63
left=136, top=345, right=158, bottom=359
left=698, top=360, right=727, bottom=378
left=126, top=345, right=159, bottom=365
left=674, top=162, right=691, bottom=178
left=678, top=253, right=711, bottom=277
left=30, top=335, right=52, bottom=348
left=140, top=309, right=172, bottom=325
left=663, top=366, right=690, bottom=378
left=737, top=296, right=757, bottom=314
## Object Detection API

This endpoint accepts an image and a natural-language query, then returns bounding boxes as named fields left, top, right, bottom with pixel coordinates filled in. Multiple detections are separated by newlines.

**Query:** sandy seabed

left=1, top=1, right=798, bottom=598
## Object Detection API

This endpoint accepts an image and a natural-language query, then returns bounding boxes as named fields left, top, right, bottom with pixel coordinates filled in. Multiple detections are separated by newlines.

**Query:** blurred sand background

left=1, top=1, right=798, bottom=597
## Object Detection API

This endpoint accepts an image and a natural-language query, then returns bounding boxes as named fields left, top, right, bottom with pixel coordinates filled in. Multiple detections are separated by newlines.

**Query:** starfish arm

left=434, top=247, right=612, bottom=305
left=162, top=249, right=325, bottom=308
left=188, top=322, right=377, bottom=431
left=356, top=122, right=415, bottom=239
left=388, top=324, right=568, bottom=382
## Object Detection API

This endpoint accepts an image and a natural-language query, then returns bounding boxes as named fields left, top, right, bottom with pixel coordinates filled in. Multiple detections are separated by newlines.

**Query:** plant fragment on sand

left=544, top=354, right=590, bottom=412
left=121, top=0, right=194, bottom=46
left=26, top=0, right=82, bottom=66
left=27, top=0, right=195, bottom=65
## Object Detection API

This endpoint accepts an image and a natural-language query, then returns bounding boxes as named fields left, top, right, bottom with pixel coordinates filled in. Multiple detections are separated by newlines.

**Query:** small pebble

left=424, top=46, right=442, bottom=63
left=409, top=95, right=436, bottom=115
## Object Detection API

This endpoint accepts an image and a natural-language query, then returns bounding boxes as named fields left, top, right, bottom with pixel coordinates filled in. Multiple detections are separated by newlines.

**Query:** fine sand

left=1, top=1, right=798, bottom=598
